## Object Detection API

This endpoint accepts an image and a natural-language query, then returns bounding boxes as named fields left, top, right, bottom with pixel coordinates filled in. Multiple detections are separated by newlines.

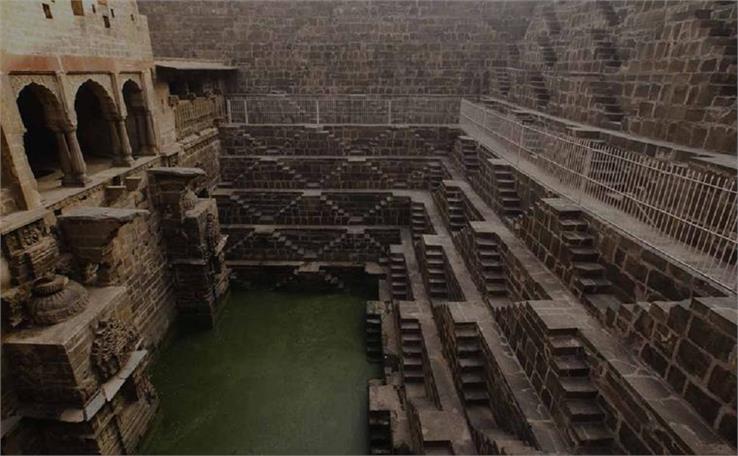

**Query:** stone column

left=53, top=130, right=74, bottom=181
left=113, top=117, right=134, bottom=166
left=62, top=128, right=89, bottom=187
left=143, top=110, right=158, bottom=154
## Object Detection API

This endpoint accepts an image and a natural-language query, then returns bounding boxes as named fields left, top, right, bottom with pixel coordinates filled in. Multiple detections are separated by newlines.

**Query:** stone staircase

left=319, top=161, right=350, bottom=187
left=556, top=212, right=613, bottom=297
left=422, top=244, right=451, bottom=300
left=223, top=229, right=256, bottom=258
left=548, top=332, right=615, bottom=453
left=389, top=251, right=413, bottom=301
left=470, top=425, right=542, bottom=455
left=537, top=35, right=558, bottom=68
left=588, top=79, right=625, bottom=130
left=542, top=3, right=561, bottom=34
left=454, top=323, right=490, bottom=406
left=494, top=66, right=512, bottom=97
left=227, top=192, right=303, bottom=224
left=365, top=195, right=394, bottom=223
left=529, top=71, right=550, bottom=109
left=474, top=231, right=508, bottom=298
left=595, top=1, right=620, bottom=26
left=454, top=136, right=480, bottom=177
left=489, top=160, right=523, bottom=222
left=591, top=28, right=622, bottom=70
left=399, top=318, right=426, bottom=388
left=366, top=302, right=383, bottom=362
left=410, top=202, right=432, bottom=242
left=442, top=185, right=466, bottom=232
left=270, top=231, right=306, bottom=259
left=369, top=409, right=392, bottom=455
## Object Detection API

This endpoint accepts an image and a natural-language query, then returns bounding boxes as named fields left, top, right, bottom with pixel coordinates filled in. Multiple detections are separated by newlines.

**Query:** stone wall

left=495, top=0, right=737, bottom=154
left=601, top=296, right=737, bottom=445
left=1, top=0, right=152, bottom=61
left=141, top=0, right=736, bottom=154
left=139, top=1, right=531, bottom=95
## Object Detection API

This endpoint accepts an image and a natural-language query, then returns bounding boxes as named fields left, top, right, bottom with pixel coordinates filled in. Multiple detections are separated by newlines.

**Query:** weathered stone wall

left=0, top=0, right=152, bottom=61
left=496, top=0, right=737, bottom=154
left=139, top=1, right=531, bottom=95
left=601, top=297, right=737, bottom=445
left=141, top=0, right=736, bottom=154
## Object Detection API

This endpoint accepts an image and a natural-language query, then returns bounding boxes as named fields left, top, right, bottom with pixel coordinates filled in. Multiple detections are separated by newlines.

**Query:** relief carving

left=90, top=317, right=138, bottom=381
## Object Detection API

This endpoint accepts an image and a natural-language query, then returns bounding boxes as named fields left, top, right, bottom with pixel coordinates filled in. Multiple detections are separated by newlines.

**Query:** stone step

left=485, top=284, right=508, bottom=296
left=571, top=422, right=614, bottom=449
left=564, top=399, right=605, bottom=422
left=569, top=247, right=599, bottom=262
left=461, top=372, right=486, bottom=387
left=559, top=219, right=588, bottom=231
left=455, top=327, right=477, bottom=341
left=404, top=370, right=425, bottom=383
left=573, top=262, right=606, bottom=278
left=401, top=333, right=423, bottom=344
left=457, top=342, right=481, bottom=356
left=402, top=345, right=423, bottom=357
left=576, top=277, right=612, bottom=294
left=559, top=377, right=599, bottom=399
left=404, top=357, right=423, bottom=368
left=459, top=357, right=485, bottom=372
left=553, top=355, right=589, bottom=377
left=549, top=335, right=583, bottom=356
left=485, top=273, right=506, bottom=283
left=463, top=389, right=489, bottom=404
left=562, top=231, right=594, bottom=246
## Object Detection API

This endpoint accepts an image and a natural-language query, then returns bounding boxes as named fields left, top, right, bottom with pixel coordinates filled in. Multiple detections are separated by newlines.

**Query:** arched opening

left=122, top=80, right=148, bottom=157
left=16, top=84, right=65, bottom=186
left=74, top=81, right=119, bottom=171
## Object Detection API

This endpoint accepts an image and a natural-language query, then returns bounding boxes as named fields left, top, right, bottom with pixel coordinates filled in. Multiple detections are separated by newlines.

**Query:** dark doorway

left=16, top=84, right=63, bottom=179
left=74, top=81, right=117, bottom=166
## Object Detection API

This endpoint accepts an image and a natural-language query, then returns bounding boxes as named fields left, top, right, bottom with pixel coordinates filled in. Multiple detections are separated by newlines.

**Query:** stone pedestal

left=3, top=287, right=157, bottom=454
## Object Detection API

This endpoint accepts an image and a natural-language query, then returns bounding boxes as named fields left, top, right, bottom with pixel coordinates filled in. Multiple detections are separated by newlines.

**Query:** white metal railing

left=460, top=99, right=737, bottom=291
left=226, top=95, right=460, bottom=125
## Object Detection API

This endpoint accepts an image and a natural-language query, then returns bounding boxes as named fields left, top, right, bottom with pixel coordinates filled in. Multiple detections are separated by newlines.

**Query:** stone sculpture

left=27, top=273, right=88, bottom=326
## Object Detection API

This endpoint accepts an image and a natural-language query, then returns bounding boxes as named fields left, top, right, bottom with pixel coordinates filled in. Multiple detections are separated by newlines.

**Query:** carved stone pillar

left=148, top=167, right=230, bottom=326
left=62, top=127, right=89, bottom=187
left=143, top=110, right=158, bottom=154
left=53, top=130, right=74, bottom=181
left=113, top=117, right=134, bottom=166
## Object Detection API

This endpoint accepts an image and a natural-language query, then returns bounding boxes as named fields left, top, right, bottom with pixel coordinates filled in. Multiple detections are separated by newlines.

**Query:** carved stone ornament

left=27, top=274, right=88, bottom=326
left=205, top=212, right=219, bottom=252
left=90, top=318, right=137, bottom=381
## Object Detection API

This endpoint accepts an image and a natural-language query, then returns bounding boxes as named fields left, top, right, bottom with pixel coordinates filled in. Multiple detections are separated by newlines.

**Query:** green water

left=139, top=289, right=381, bottom=455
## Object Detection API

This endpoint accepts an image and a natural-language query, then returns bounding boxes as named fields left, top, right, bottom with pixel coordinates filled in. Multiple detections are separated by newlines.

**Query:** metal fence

left=226, top=96, right=460, bottom=125
left=460, top=99, right=737, bottom=291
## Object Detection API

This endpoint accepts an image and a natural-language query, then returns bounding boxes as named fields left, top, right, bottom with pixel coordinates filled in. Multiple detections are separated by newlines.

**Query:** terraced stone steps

left=423, top=245, right=451, bottom=299
left=489, top=161, right=523, bottom=222
left=366, top=303, right=383, bottom=362
left=389, top=252, right=413, bottom=300
left=369, top=410, right=392, bottom=455
left=399, top=318, right=426, bottom=385
left=454, top=324, right=490, bottom=406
